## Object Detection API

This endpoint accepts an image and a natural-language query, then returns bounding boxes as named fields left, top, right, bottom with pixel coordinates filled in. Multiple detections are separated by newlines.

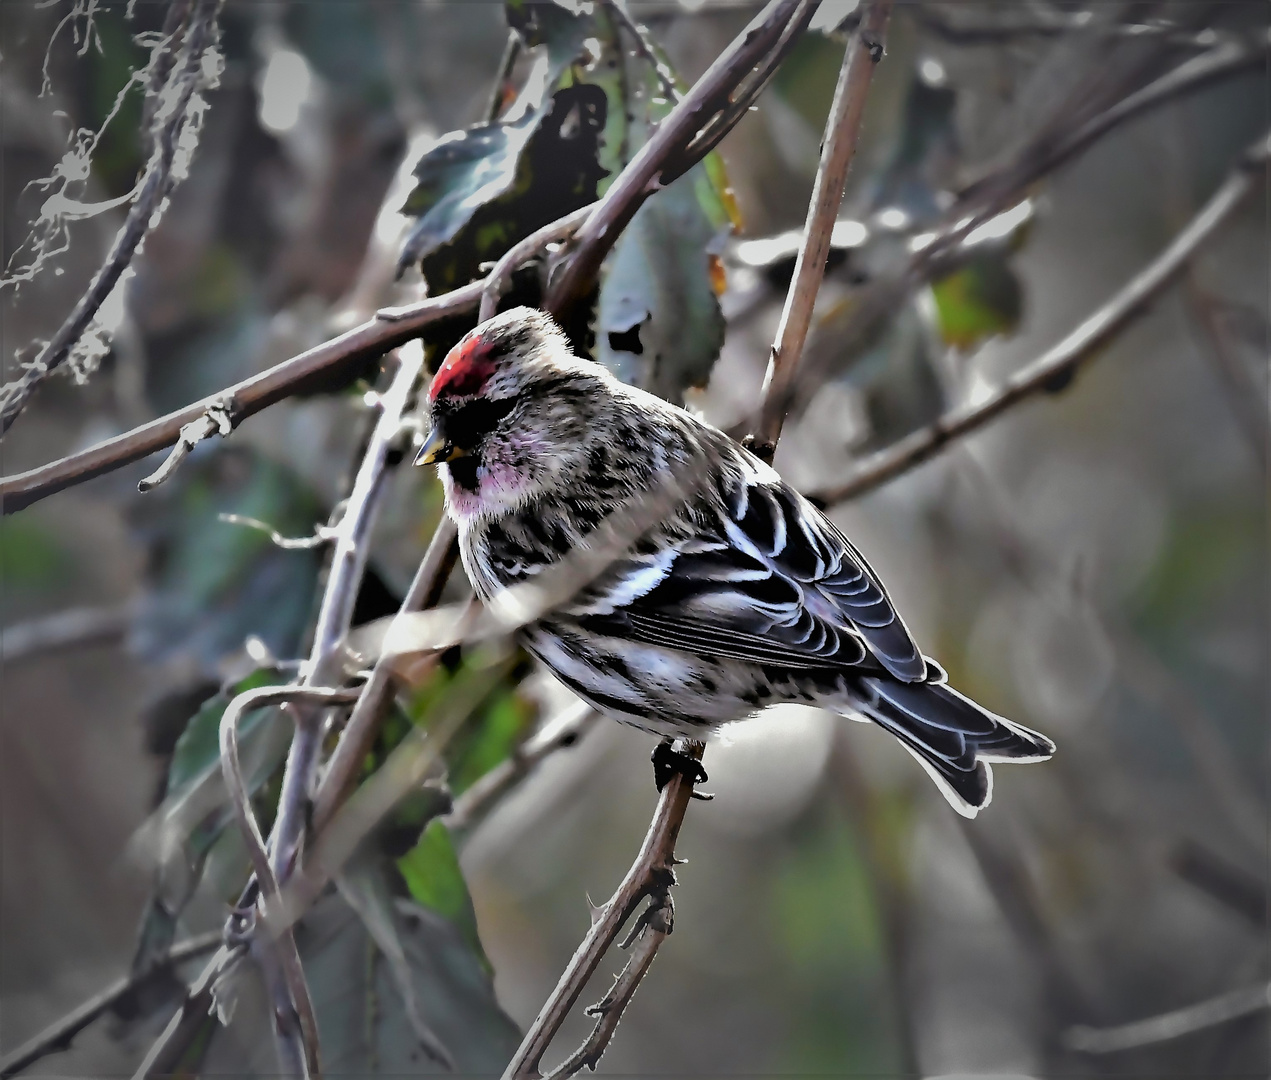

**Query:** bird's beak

left=414, top=426, right=467, bottom=466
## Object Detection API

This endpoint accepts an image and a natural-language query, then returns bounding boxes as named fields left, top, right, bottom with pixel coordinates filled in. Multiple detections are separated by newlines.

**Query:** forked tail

left=843, top=666, right=1055, bottom=817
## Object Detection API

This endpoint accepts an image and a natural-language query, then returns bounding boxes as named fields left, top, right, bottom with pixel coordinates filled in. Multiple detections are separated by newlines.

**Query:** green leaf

left=929, top=253, right=1023, bottom=350
left=166, top=669, right=284, bottom=796
left=595, top=169, right=726, bottom=402
left=396, top=820, right=486, bottom=961
left=302, top=883, right=519, bottom=1073
left=131, top=449, right=322, bottom=671
left=0, top=517, right=68, bottom=589
left=446, top=685, right=535, bottom=796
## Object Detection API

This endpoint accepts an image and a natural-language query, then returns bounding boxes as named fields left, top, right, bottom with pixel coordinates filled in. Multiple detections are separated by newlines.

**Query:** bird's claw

left=651, top=739, right=712, bottom=799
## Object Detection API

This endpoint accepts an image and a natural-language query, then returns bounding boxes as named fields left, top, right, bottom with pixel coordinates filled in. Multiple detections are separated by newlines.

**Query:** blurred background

left=1, top=1, right=1267, bottom=1077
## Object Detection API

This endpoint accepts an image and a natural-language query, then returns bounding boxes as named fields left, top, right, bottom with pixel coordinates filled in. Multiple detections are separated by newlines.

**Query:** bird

left=415, top=306, right=1054, bottom=817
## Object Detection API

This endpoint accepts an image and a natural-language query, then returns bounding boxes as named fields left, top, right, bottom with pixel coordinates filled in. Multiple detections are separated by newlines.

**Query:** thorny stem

left=0, top=0, right=224, bottom=436
left=499, top=741, right=704, bottom=1080
left=750, top=0, right=894, bottom=460
left=809, top=131, right=1271, bottom=506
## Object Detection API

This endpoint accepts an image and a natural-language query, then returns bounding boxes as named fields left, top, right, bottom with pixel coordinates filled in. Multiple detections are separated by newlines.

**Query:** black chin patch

left=448, top=455, right=481, bottom=492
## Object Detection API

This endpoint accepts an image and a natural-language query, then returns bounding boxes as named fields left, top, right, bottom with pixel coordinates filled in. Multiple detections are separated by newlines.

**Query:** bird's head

left=415, top=306, right=599, bottom=511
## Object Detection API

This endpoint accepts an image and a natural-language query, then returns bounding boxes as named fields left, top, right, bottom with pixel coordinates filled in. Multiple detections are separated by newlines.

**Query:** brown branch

left=0, top=931, right=221, bottom=1079
left=775, top=29, right=1271, bottom=430
left=810, top=131, right=1271, bottom=506
left=479, top=203, right=597, bottom=323
left=0, top=279, right=483, bottom=515
left=749, top=0, right=894, bottom=459
left=543, top=0, right=819, bottom=317
left=445, top=702, right=602, bottom=833
left=0, top=0, right=223, bottom=435
left=310, top=516, right=459, bottom=834
left=1183, top=272, right=1270, bottom=464
left=499, top=741, right=704, bottom=1080
left=219, top=685, right=359, bottom=1080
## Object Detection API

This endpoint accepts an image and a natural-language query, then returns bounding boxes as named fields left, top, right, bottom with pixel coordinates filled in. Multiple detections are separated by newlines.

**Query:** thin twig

left=0, top=279, right=482, bottom=514
left=217, top=513, right=336, bottom=551
left=750, top=0, right=894, bottom=460
left=445, top=702, right=602, bottom=833
left=778, top=29, right=1271, bottom=427
left=0, top=931, right=221, bottom=1080
left=136, top=397, right=234, bottom=492
left=219, top=685, right=359, bottom=1080
left=810, top=131, right=1271, bottom=506
left=0, top=0, right=224, bottom=435
left=283, top=650, right=521, bottom=932
left=0, top=603, right=131, bottom=663
left=1064, top=983, right=1270, bottom=1054
left=1183, top=272, right=1270, bottom=464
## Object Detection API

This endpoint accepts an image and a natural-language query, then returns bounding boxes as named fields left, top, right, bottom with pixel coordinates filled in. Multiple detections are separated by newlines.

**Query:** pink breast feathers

left=429, top=334, right=498, bottom=401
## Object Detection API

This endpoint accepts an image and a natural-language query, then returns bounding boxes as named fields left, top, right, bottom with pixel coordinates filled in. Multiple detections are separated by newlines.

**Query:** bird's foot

left=651, top=740, right=713, bottom=800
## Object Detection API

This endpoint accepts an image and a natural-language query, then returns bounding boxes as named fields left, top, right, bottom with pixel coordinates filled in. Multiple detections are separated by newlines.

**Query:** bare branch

left=282, top=649, right=521, bottom=931
left=219, top=685, right=359, bottom=1080
left=1064, top=983, right=1270, bottom=1054
left=500, top=740, right=705, bottom=1080
left=0, top=931, right=220, bottom=1080
left=810, top=131, right=1271, bottom=506
left=749, top=0, right=894, bottom=460
left=0, top=603, right=131, bottom=663
left=0, top=0, right=224, bottom=435
left=0, top=278, right=482, bottom=515
left=543, top=0, right=819, bottom=317
left=310, top=516, right=460, bottom=834
left=1183, top=272, right=1270, bottom=463
left=445, top=702, right=602, bottom=833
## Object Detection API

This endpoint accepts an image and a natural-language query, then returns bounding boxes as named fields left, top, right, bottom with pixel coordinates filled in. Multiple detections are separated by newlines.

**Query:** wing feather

left=567, top=456, right=925, bottom=680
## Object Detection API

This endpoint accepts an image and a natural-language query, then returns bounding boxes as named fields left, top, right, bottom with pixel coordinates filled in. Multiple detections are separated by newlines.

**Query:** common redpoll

left=416, top=307, right=1054, bottom=816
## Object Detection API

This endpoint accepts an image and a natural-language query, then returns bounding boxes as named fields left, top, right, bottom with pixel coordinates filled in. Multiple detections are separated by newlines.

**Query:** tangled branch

left=0, top=0, right=225, bottom=435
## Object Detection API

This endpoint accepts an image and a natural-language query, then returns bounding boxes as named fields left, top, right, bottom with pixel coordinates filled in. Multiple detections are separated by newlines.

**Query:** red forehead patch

left=428, top=334, right=497, bottom=401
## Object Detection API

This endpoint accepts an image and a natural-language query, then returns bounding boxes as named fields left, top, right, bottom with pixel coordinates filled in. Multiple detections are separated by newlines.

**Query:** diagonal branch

left=543, top=0, right=819, bottom=317
left=809, top=130, right=1270, bottom=506
left=0, top=931, right=221, bottom=1080
left=0, top=0, right=224, bottom=436
left=749, top=0, right=894, bottom=459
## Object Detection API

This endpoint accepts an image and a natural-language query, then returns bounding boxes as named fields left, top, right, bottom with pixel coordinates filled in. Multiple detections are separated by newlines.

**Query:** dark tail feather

left=853, top=671, right=1056, bottom=818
